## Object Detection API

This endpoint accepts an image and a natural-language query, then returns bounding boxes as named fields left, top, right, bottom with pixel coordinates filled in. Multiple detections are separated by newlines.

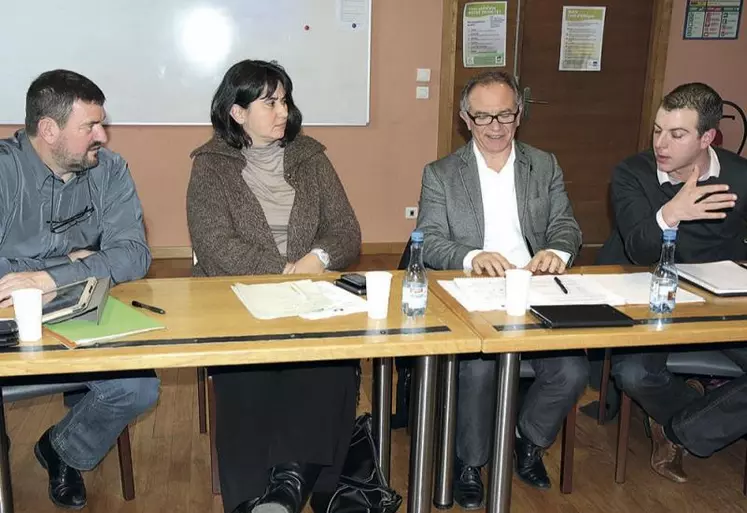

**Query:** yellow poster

left=559, top=6, right=606, bottom=72
left=463, top=2, right=508, bottom=68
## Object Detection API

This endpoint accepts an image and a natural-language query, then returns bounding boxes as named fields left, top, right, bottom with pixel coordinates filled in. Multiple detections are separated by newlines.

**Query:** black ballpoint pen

left=553, top=277, right=569, bottom=294
left=131, top=300, right=166, bottom=315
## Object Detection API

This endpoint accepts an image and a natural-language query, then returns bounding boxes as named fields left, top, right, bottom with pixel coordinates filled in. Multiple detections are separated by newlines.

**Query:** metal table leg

left=486, top=352, right=520, bottom=513
left=372, top=357, right=393, bottom=481
left=408, top=355, right=438, bottom=513
left=0, top=391, right=14, bottom=513
left=433, top=354, right=457, bottom=509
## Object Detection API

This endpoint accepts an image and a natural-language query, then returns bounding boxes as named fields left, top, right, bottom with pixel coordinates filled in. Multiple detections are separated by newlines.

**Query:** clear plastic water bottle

left=402, top=231, right=428, bottom=317
left=649, top=229, right=678, bottom=313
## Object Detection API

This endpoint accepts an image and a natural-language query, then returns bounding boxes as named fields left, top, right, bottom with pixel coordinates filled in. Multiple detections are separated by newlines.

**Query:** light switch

left=416, top=86, right=430, bottom=99
left=416, top=68, right=431, bottom=82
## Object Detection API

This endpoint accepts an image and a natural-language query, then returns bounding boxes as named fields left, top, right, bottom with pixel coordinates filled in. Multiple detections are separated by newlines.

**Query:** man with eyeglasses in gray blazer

left=415, top=70, right=587, bottom=508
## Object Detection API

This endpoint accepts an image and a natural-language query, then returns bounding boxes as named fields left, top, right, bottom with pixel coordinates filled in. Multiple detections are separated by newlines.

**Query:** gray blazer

left=415, top=141, right=582, bottom=270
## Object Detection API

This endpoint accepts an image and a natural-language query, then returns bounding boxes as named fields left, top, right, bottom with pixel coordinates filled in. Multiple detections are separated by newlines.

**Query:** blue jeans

left=50, top=374, right=160, bottom=470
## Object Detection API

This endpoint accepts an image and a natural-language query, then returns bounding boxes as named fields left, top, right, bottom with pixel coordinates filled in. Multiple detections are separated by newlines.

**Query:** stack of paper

left=439, top=275, right=624, bottom=312
left=299, top=281, right=368, bottom=320
left=588, top=273, right=705, bottom=305
left=232, top=280, right=367, bottom=320
left=439, top=273, right=705, bottom=313
left=677, top=261, right=747, bottom=295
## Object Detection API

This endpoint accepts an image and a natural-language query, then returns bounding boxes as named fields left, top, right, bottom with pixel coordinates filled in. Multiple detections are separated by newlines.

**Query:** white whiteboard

left=0, top=0, right=371, bottom=126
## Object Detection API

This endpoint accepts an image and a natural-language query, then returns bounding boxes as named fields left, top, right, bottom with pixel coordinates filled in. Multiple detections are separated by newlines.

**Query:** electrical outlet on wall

left=405, top=206, right=418, bottom=219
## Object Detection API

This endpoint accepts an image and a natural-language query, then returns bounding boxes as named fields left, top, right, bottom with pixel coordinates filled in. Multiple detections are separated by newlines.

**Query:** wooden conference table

left=0, top=272, right=481, bottom=513
left=430, top=265, right=747, bottom=513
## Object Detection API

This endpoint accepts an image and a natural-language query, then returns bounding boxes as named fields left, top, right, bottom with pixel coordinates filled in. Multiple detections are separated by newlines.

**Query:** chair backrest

left=397, top=242, right=410, bottom=270
left=519, top=360, right=536, bottom=379
left=667, top=350, right=744, bottom=378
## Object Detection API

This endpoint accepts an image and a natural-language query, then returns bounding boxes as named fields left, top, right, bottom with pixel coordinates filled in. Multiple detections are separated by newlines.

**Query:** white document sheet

left=588, top=273, right=704, bottom=305
left=232, top=280, right=366, bottom=320
left=299, top=281, right=368, bottom=319
left=440, top=273, right=705, bottom=312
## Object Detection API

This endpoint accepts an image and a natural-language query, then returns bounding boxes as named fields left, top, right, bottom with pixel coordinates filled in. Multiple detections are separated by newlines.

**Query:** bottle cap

left=411, top=231, right=424, bottom=243
left=663, top=229, right=677, bottom=242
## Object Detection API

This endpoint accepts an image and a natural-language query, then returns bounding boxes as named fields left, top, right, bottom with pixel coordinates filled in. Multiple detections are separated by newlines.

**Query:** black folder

left=529, top=304, right=635, bottom=329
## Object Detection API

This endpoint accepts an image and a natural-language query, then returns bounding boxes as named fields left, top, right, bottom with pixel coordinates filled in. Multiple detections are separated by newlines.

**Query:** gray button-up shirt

left=0, top=130, right=151, bottom=287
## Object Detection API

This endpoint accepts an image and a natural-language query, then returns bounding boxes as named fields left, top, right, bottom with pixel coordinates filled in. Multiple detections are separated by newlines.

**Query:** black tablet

left=42, top=278, right=98, bottom=324
left=529, top=304, right=635, bottom=329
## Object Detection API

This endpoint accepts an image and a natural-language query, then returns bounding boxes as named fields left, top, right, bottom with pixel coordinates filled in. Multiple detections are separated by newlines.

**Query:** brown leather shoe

left=649, top=417, right=687, bottom=483
left=685, top=378, right=705, bottom=396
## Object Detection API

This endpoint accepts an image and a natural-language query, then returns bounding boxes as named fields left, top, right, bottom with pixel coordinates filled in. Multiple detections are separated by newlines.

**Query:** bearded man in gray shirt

left=0, top=70, right=159, bottom=509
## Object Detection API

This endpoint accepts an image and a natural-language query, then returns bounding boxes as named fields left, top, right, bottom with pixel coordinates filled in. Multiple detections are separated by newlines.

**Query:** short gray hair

left=459, top=71, right=523, bottom=113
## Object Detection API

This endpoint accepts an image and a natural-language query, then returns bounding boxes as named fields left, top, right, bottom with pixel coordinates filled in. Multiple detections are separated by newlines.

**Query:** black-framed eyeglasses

left=47, top=175, right=96, bottom=234
left=465, top=108, right=520, bottom=126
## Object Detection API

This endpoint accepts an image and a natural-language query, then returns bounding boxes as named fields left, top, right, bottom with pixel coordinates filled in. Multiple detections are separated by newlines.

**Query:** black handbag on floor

left=317, top=413, right=402, bottom=513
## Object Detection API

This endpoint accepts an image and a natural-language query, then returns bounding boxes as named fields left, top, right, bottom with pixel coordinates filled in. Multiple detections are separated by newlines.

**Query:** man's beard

left=52, top=143, right=101, bottom=173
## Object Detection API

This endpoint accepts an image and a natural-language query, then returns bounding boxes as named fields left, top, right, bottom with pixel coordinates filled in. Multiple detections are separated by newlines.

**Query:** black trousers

left=213, top=361, right=358, bottom=513
left=456, top=351, right=589, bottom=466
left=611, top=346, right=747, bottom=457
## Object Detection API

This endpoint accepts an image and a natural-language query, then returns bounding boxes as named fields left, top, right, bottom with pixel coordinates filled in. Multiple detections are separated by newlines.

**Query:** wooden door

left=516, top=0, right=654, bottom=249
left=441, top=0, right=670, bottom=260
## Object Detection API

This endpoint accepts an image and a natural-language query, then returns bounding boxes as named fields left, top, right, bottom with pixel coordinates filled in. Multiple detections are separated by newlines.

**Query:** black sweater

left=597, top=148, right=747, bottom=265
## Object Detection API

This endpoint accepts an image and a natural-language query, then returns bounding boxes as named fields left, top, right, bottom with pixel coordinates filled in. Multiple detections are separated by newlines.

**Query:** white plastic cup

left=11, top=288, right=43, bottom=342
left=365, top=271, right=393, bottom=319
left=505, top=269, right=532, bottom=316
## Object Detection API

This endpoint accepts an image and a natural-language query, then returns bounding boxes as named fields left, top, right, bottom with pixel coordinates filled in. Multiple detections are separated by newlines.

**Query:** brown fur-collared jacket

left=187, top=135, right=361, bottom=277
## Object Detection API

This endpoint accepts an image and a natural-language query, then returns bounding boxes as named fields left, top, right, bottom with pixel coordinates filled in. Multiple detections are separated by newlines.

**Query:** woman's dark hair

left=210, top=59, right=302, bottom=148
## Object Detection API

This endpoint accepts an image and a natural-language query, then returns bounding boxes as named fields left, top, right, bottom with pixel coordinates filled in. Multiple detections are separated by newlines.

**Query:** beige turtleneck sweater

left=240, top=142, right=295, bottom=256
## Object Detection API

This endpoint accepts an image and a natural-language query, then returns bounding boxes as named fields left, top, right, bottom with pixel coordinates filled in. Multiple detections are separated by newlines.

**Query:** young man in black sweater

left=600, top=82, right=747, bottom=484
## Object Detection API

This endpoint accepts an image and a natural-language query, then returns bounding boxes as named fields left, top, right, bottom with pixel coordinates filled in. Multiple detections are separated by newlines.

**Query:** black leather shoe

left=34, top=427, right=87, bottom=510
left=309, top=491, right=333, bottom=513
left=252, top=462, right=321, bottom=513
left=514, top=434, right=551, bottom=490
left=453, top=460, right=483, bottom=510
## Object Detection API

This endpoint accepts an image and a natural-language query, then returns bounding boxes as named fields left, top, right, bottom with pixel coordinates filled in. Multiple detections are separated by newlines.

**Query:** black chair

left=194, top=249, right=220, bottom=493
left=3, top=382, right=135, bottom=500
left=196, top=368, right=221, bottom=495
left=612, top=349, right=747, bottom=494
left=392, top=241, right=414, bottom=430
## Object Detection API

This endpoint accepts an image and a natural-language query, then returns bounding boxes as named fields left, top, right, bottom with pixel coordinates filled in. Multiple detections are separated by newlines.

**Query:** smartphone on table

left=333, top=273, right=367, bottom=296
left=0, top=320, right=19, bottom=347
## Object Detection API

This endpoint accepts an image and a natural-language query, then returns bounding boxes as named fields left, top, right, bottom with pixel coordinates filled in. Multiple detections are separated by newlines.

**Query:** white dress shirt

left=655, top=146, right=721, bottom=231
left=463, top=141, right=571, bottom=270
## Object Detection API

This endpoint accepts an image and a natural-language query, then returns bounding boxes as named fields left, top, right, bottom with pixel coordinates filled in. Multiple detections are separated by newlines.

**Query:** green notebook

left=47, top=297, right=165, bottom=347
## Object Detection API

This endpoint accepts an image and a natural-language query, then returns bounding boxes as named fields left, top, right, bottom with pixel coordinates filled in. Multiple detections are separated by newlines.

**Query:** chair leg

left=407, top=366, right=416, bottom=437
left=598, top=348, right=612, bottom=425
left=615, top=392, right=632, bottom=484
left=116, top=426, right=135, bottom=501
left=197, top=367, right=207, bottom=434
left=560, top=406, right=576, bottom=494
left=208, top=374, right=220, bottom=495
